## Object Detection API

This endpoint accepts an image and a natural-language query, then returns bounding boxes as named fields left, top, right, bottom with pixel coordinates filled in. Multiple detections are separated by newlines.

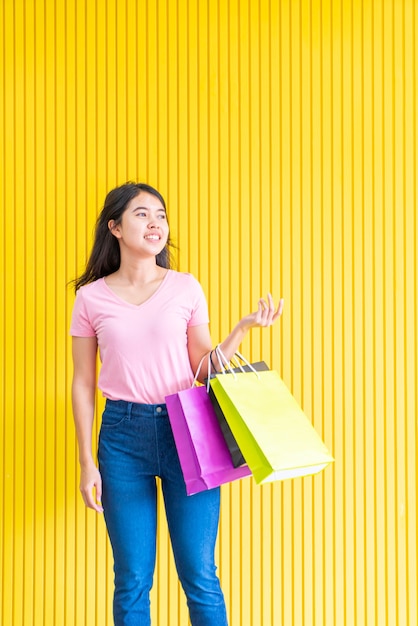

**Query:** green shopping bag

left=209, top=369, right=334, bottom=484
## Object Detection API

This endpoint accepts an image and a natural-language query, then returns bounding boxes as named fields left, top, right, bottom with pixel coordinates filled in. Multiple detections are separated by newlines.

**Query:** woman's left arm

left=187, top=294, right=284, bottom=381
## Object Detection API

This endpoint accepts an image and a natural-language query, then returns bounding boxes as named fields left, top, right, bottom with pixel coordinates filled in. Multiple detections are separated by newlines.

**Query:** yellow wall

left=1, top=0, right=417, bottom=624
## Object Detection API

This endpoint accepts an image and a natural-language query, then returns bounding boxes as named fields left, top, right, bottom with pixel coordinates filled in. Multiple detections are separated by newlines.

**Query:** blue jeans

left=98, top=399, right=228, bottom=626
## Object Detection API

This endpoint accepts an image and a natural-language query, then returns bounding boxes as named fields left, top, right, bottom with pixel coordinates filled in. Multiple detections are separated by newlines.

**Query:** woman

left=70, top=182, right=283, bottom=625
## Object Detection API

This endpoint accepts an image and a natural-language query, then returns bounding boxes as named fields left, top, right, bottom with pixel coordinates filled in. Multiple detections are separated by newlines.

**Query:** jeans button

left=156, top=406, right=162, bottom=413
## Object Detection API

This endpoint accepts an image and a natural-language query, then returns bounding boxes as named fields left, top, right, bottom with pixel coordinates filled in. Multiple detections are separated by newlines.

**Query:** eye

left=157, top=213, right=167, bottom=220
left=135, top=211, right=147, bottom=217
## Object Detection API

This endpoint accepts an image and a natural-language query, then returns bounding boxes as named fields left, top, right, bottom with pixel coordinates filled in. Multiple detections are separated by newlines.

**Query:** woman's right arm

left=71, top=336, right=103, bottom=513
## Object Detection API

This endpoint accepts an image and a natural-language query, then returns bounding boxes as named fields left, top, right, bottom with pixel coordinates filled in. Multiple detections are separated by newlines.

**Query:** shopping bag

left=209, top=369, right=334, bottom=484
left=208, top=360, right=270, bottom=468
left=165, top=384, right=251, bottom=495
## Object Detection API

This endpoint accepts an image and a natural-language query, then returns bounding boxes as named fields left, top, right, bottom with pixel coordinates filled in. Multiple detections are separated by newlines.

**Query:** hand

left=239, top=294, right=284, bottom=331
left=79, top=464, right=104, bottom=513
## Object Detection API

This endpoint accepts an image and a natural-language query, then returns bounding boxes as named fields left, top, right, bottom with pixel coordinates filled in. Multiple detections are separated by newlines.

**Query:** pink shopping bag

left=165, top=385, right=251, bottom=495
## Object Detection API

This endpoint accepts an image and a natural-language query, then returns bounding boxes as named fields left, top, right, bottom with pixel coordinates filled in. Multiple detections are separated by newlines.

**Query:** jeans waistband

left=105, top=398, right=168, bottom=418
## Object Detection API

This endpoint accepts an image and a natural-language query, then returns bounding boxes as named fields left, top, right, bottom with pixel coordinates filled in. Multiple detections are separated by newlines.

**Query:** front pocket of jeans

left=100, top=410, right=129, bottom=429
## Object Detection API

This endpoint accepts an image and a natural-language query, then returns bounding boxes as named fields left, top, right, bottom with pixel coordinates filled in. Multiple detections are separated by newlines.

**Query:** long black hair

left=73, top=182, right=175, bottom=291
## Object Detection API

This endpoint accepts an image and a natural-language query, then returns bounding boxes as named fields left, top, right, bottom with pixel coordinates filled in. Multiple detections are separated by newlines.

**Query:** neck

left=115, top=257, right=165, bottom=285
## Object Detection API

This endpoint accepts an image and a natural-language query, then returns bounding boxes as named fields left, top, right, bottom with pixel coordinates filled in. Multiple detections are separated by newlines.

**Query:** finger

left=258, top=299, right=271, bottom=325
left=87, top=492, right=104, bottom=513
left=255, top=296, right=278, bottom=326
left=258, top=294, right=275, bottom=326
left=267, top=296, right=284, bottom=320
left=266, top=293, right=277, bottom=324
left=81, top=484, right=104, bottom=513
left=93, top=499, right=104, bottom=514
left=95, top=478, right=104, bottom=513
left=254, top=300, right=265, bottom=324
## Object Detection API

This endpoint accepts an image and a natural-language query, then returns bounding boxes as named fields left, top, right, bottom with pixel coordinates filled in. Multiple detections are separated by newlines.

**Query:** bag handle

left=192, top=353, right=209, bottom=387
left=194, top=346, right=261, bottom=390
left=192, top=352, right=214, bottom=391
left=214, top=345, right=260, bottom=379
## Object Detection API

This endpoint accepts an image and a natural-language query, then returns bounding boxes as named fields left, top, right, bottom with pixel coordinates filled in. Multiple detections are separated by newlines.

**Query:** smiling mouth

left=144, top=235, right=160, bottom=241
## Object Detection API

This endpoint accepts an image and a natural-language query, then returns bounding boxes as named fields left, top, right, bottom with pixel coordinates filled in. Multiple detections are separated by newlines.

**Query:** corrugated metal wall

left=1, top=0, right=417, bottom=624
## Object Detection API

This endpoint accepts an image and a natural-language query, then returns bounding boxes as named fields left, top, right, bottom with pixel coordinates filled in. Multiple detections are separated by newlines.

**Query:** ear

left=108, top=219, right=121, bottom=238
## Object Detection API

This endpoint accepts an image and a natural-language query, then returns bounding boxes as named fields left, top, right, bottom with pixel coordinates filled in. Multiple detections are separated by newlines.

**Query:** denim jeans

left=98, top=399, right=228, bottom=626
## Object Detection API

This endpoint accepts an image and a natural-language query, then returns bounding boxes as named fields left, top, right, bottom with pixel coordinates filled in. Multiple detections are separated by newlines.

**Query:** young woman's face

left=110, top=191, right=169, bottom=257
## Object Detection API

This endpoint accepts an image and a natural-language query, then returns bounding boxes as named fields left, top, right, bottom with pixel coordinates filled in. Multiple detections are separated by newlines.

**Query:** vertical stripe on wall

left=0, top=0, right=416, bottom=624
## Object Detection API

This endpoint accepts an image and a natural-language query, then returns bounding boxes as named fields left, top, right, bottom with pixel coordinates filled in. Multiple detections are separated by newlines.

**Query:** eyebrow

left=131, top=206, right=166, bottom=213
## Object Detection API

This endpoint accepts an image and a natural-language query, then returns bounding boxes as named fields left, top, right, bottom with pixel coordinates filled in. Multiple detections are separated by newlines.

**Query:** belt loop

left=127, top=402, right=133, bottom=419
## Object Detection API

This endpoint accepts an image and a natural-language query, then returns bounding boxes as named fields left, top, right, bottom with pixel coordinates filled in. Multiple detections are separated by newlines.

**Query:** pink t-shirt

left=70, top=270, right=209, bottom=404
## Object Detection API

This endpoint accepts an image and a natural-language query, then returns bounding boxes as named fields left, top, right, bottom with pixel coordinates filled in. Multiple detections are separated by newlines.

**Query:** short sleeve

left=187, top=276, right=210, bottom=327
left=69, top=288, right=96, bottom=337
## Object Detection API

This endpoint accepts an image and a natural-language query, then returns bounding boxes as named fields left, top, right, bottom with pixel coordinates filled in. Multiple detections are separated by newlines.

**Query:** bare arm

left=71, top=336, right=103, bottom=513
left=188, top=294, right=284, bottom=380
